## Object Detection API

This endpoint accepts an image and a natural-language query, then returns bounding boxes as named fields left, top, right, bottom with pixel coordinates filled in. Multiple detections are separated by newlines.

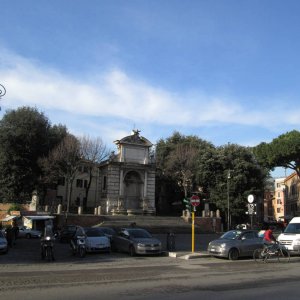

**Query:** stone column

left=144, top=171, right=148, bottom=198
left=119, top=169, right=124, bottom=196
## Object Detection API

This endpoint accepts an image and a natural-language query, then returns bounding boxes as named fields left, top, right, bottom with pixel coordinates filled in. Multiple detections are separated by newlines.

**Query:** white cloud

left=1, top=49, right=300, bottom=131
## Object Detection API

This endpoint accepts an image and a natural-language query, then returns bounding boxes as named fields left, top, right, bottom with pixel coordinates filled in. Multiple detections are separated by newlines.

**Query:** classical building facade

left=43, top=130, right=156, bottom=215
left=97, top=130, right=156, bottom=215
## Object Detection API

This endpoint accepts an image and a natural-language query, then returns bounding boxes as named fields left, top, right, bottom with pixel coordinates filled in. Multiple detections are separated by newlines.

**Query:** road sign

left=190, top=195, right=200, bottom=207
left=246, top=203, right=256, bottom=215
left=247, top=194, right=254, bottom=203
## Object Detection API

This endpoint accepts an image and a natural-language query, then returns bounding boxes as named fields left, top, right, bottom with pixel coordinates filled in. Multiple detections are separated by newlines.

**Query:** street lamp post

left=227, top=170, right=231, bottom=231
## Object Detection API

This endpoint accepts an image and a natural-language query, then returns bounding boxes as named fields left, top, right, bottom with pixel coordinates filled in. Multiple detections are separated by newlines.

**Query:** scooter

left=70, top=234, right=86, bottom=258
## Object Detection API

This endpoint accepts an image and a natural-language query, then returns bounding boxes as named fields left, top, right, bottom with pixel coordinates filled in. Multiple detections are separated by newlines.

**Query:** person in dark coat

left=6, top=226, right=14, bottom=247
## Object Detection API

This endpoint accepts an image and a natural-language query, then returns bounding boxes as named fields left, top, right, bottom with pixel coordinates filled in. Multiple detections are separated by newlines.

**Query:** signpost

left=246, top=194, right=256, bottom=229
left=190, top=195, right=200, bottom=252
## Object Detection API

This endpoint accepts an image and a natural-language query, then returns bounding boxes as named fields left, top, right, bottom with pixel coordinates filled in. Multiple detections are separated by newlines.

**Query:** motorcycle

left=41, top=226, right=55, bottom=261
left=70, top=234, right=86, bottom=258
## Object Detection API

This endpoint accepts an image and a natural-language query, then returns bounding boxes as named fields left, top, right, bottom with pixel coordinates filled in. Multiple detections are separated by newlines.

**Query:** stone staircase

left=93, top=215, right=195, bottom=233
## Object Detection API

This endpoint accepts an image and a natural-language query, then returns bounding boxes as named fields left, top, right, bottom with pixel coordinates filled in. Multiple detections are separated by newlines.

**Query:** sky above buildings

left=1, top=1, right=300, bottom=177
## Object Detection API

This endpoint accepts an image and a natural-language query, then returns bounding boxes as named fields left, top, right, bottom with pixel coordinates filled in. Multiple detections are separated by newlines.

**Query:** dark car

left=207, top=230, right=263, bottom=260
left=112, top=228, right=162, bottom=256
left=0, top=230, right=8, bottom=254
left=59, top=225, right=77, bottom=243
left=96, top=227, right=116, bottom=241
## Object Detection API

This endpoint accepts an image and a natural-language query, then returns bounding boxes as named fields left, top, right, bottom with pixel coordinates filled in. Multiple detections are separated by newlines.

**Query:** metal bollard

left=166, top=232, right=176, bottom=251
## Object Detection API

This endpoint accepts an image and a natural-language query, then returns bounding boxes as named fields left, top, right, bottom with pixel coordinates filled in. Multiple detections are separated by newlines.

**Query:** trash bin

left=166, top=232, right=176, bottom=251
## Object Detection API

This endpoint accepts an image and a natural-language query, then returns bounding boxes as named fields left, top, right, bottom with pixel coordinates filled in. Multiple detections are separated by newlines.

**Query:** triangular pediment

left=114, top=130, right=152, bottom=147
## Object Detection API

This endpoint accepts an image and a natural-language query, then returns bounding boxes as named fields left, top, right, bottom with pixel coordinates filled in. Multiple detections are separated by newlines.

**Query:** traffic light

left=183, top=198, right=191, bottom=211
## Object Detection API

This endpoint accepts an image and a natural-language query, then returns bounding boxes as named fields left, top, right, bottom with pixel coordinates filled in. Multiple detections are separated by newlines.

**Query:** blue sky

left=1, top=0, right=300, bottom=177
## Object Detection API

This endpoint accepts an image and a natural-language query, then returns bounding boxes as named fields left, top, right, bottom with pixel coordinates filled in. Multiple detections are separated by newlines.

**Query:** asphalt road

left=1, top=251, right=300, bottom=300
left=0, top=233, right=220, bottom=264
left=1, top=236, right=300, bottom=300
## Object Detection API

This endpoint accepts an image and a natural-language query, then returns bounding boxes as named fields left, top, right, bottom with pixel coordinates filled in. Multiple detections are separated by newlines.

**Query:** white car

left=278, top=217, right=300, bottom=253
left=84, top=227, right=111, bottom=253
left=18, top=227, right=42, bottom=239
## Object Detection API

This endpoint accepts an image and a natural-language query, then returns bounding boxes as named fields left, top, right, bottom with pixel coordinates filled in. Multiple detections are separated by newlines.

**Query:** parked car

left=59, top=225, right=78, bottom=243
left=18, top=226, right=42, bottom=239
left=207, top=230, right=263, bottom=260
left=96, top=227, right=116, bottom=241
left=84, top=227, right=111, bottom=253
left=0, top=230, right=8, bottom=254
left=112, top=228, right=162, bottom=256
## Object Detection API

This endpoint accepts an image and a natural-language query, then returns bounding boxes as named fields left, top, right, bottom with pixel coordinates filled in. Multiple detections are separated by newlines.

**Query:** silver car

left=84, top=227, right=111, bottom=253
left=112, top=228, right=162, bottom=256
left=18, top=227, right=42, bottom=239
left=207, top=230, right=263, bottom=260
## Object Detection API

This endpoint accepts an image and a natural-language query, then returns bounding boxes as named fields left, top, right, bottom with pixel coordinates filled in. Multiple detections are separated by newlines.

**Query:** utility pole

left=227, top=170, right=231, bottom=231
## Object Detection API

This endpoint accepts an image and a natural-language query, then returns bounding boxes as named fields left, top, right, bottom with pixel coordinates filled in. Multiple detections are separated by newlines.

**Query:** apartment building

left=284, top=172, right=300, bottom=220
left=273, top=178, right=285, bottom=221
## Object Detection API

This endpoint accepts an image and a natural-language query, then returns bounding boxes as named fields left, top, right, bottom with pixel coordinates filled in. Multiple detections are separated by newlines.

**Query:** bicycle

left=253, top=241, right=290, bottom=263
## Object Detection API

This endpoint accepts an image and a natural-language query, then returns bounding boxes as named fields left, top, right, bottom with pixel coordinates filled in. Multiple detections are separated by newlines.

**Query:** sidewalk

left=166, top=250, right=211, bottom=259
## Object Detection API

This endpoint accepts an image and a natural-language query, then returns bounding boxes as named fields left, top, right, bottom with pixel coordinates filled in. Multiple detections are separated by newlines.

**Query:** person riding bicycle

left=263, top=226, right=277, bottom=252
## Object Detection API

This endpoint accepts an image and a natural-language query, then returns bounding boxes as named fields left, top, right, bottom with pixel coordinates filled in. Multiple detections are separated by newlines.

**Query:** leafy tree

left=210, top=143, right=267, bottom=226
left=155, top=132, right=215, bottom=214
left=0, top=106, right=67, bottom=202
left=253, top=130, right=300, bottom=177
left=156, top=132, right=267, bottom=224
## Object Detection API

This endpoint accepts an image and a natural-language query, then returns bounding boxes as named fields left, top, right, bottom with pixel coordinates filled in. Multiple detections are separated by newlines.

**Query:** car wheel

left=228, top=248, right=239, bottom=260
left=26, top=233, right=31, bottom=239
left=129, top=245, right=136, bottom=257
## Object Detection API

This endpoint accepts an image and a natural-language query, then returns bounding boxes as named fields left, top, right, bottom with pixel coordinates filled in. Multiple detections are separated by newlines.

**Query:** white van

left=277, top=217, right=300, bottom=253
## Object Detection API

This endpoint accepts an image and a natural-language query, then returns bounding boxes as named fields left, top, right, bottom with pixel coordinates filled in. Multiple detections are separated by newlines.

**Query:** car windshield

left=284, top=223, right=300, bottom=234
left=129, top=229, right=152, bottom=239
left=221, top=230, right=242, bottom=240
left=0, top=231, right=5, bottom=238
left=85, top=228, right=105, bottom=237
left=99, top=228, right=115, bottom=235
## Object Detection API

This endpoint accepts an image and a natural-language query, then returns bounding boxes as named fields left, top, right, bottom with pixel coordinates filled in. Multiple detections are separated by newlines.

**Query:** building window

left=277, top=208, right=281, bottom=213
left=84, top=180, right=88, bottom=188
left=291, top=185, right=297, bottom=195
left=76, top=179, right=83, bottom=188
left=277, top=199, right=281, bottom=204
left=102, top=176, right=107, bottom=191
left=277, top=192, right=280, bottom=197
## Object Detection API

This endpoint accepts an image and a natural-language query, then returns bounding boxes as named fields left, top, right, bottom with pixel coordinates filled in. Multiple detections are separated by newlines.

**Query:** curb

left=167, top=251, right=211, bottom=259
